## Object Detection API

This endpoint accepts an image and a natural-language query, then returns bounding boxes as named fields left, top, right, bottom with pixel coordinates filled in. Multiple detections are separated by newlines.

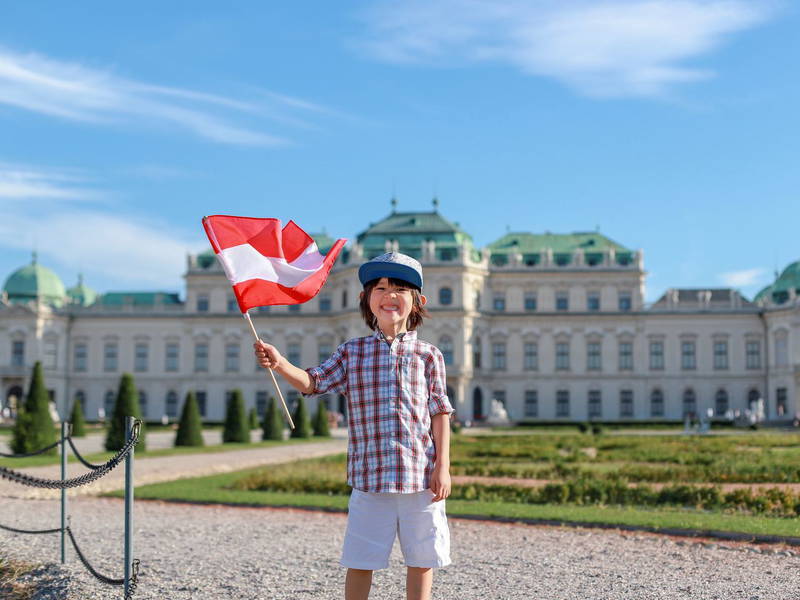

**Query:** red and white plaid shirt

left=307, top=330, right=453, bottom=493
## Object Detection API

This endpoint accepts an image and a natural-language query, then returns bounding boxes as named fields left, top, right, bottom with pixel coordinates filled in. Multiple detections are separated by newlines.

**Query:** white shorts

left=341, top=488, right=451, bottom=570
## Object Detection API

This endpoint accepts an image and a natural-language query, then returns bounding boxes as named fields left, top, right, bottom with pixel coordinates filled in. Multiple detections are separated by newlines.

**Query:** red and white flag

left=202, top=215, right=346, bottom=312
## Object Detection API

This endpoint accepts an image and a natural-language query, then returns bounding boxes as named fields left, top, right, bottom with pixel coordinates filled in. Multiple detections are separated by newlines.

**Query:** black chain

left=0, top=521, right=61, bottom=535
left=0, top=438, right=63, bottom=458
left=66, top=436, right=103, bottom=470
left=0, top=421, right=141, bottom=489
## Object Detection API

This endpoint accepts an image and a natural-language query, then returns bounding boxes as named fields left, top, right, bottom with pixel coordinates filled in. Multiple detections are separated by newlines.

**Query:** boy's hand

left=254, top=341, right=284, bottom=370
left=430, top=464, right=451, bottom=502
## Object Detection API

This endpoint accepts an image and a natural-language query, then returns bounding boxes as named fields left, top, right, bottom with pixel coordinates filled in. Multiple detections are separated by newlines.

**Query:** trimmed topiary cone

left=69, top=397, right=87, bottom=438
left=262, top=397, right=284, bottom=441
left=248, top=407, right=259, bottom=430
left=11, top=362, right=57, bottom=455
left=175, top=391, right=204, bottom=447
left=223, top=389, right=249, bottom=443
left=105, top=373, right=146, bottom=452
left=313, top=400, right=331, bottom=437
left=290, top=396, right=312, bottom=439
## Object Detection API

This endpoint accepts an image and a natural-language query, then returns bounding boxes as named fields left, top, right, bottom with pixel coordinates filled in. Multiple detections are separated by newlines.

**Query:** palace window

left=493, top=390, right=506, bottom=408
left=556, top=292, right=569, bottom=311
left=588, top=390, right=602, bottom=419
left=288, top=304, right=301, bottom=313
left=319, top=295, right=332, bottom=312
left=318, top=342, right=333, bottom=365
left=43, top=340, right=57, bottom=369
left=74, top=343, right=88, bottom=372
left=746, top=341, right=761, bottom=369
left=620, top=390, right=634, bottom=418
left=103, top=342, right=118, bottom=372
left=681, top=341, right=696, bottom=370
left=196, top=391, right=207, bottom=418
left=227, top=297, right=238, bottom=313
left=11, top=340, right=24, bottom=367
left=493, top=295, right=506, bottom=312
left=165, top=343, right=179, bottom=372
left=587, top=292, right=600, bottom=312
left=619, top=342, right=633, bottom=371
left=74, top=391, right=86, bottom=416
left=777, top=388, right=788, bottom=416
left=194, top=343, right=209, bottom=372
left=196, top=294, right=209, bottom=312
left=775, top=335, right=789, bottom=367
left=472, top=338, right=482, bottom=369
left=650, top=389, right=664, bottom=417
left=649, top=341, right=664, bottom=370
left=440, top=336, right=454, bottom=366
left=139, top=390, right=148, bottom=418
left=492, top=342, right=506, bottom=370
left=524, top=390, right=538, bottom=418
left=256, top=391, right=268, bottom=417
left=715, top=389, right=729, bottom=416
left=713, top=341, right=729, bottom=370
left=618, top=291, right=632, bottom=312
left=134, top=343, right=149, bottom=372
left=439, top=287, right=453, bottom=306
left=524, top=293, right=537, bottom=311
left=165, top=391, right=178, bottom=418
left=523, top=342, right=538, bottom=371
left=556, top=390, right=570, bottom=417
left=287, top=343, right=301, bottom=366
left=682, top=389, right=696, bottom=417
left=225, top=343, right=240, bottom=372
left=587, top=342, right=602, bottom=371
left=104, top=390, right=115, bottom=418
left=556, top=342, right=570, bottom=371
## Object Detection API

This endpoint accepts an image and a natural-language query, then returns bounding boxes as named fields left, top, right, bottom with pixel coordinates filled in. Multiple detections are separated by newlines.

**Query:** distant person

left=255, top=252, right=453, bottom=600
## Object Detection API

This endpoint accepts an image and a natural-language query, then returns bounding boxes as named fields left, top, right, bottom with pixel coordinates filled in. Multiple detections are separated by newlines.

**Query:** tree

left=290, top=396, right=312, bottom=439
left=175, top=391, right=204, bottom=447
left=105, top=373, right=146, bottom=452
left=69, top=397, right=87, bottom=438
left=11, top=362, right=57, bottom=455
left=313, top=399, right=331, bottom=437
left=248, top=407, right=260, bottom=430
left=262, top=397, right=284, bottom=441
left=223, top=389, right=249, bottom=443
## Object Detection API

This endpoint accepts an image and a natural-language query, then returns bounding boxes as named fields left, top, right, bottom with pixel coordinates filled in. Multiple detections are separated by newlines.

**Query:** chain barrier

left=0, top=421, right=141, bottom=489
left=0, top=438, right=64, bottom=458
left=0, top=521, right=61, bottom=535
left=66, top=436, right=104, bottom=470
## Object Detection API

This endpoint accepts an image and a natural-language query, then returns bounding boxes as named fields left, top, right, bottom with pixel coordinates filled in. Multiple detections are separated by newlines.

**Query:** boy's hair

left=359, top=277, right=429, bottom=331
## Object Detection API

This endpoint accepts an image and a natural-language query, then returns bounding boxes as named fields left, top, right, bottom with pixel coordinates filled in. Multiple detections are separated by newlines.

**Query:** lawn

left=116, top=431, right=800, bottom=540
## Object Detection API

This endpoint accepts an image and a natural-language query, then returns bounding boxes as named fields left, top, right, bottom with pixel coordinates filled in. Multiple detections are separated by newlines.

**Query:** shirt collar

left=373, top=329, right=417, bottom=343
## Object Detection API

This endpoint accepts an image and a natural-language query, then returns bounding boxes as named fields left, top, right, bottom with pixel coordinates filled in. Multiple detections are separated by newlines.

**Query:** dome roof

left=2, top=253, right=66, bottom=307
left=755, top=260, right=800, bottom=304
left=66, top=274, right=98, bottom=307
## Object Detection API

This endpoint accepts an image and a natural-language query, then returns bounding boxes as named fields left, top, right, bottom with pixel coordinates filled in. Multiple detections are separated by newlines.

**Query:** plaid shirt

left=307, top=330, right=453, bottom=493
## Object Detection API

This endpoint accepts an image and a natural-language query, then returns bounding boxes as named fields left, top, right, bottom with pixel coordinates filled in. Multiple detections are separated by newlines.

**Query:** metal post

left=124, top=416, right=135, bottom=597
left=60, top=420, right=68, bottom=564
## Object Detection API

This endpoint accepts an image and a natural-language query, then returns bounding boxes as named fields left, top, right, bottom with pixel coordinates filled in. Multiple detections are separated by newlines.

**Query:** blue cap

left=358, top=252, right=423, bottom=289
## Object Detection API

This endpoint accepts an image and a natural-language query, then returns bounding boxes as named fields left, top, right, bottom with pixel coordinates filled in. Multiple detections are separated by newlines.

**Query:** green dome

left=755, top=260, right=800, bottom=304
left=3, top=253, right=66, bottom=307
left=197, top=247, right=217, bottom=269
left=66, top=274, right=98, bottom=306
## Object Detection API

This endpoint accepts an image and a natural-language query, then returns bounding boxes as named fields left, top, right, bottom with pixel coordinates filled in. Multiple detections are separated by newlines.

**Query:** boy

left=254, top=252, right=453, bottom=600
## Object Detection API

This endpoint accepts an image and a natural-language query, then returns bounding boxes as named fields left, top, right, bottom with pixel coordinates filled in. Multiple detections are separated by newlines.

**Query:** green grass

left=0, top=437, right=331, bottom=469
left=117, top=468, right=800, bottom=538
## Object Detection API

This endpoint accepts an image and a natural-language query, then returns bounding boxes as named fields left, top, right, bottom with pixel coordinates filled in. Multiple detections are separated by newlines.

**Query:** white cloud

left=357, top=0, right=776, bottom=97
left=719, top=267, right=767, bottom=287
left=0, top=162, right=101, bottom=201
left=0, top=48, right=331, bottom=145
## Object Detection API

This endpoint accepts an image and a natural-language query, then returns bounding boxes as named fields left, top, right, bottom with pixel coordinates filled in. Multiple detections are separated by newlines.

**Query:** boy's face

left=366, top=277, right=426, bottom=333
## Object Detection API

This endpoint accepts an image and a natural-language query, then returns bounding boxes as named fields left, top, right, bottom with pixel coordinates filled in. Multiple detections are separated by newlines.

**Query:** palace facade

left=1, top=203, right=798, bottom=424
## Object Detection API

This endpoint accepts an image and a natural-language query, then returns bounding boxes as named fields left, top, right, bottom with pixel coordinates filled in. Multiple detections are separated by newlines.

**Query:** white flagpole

left=244, top=311, right=295, bottom=430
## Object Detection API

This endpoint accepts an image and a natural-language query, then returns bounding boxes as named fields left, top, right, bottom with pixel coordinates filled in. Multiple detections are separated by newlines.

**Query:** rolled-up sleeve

left=306, top=343, right=347, bottom=396
left=426, top=347, right=454, bottom=417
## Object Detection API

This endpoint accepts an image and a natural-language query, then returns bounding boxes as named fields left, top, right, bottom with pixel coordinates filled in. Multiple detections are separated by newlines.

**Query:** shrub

left=11, top=362, right=57, bottom=455
left=313, top=400, right=331, bottom=437
left=577, top=422, right=589, bottom=434
left=69, top=397, right=87, bottom=438
left=248, top=408, right=260, bottom=430
left=591, top=424, right=605, bottom=436
left=262, top=397, right=284, bottom=441
left=223, top=390, right=249, bottom=443
left=175, top=391, right=204, bottom=447
left=105, top=373, right=146, bottom=452
left=290, top=396, right=312, bottom=439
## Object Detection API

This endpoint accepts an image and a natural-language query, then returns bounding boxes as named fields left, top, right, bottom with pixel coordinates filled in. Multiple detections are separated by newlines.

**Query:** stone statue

left=486, top=398, right=510, bottom=426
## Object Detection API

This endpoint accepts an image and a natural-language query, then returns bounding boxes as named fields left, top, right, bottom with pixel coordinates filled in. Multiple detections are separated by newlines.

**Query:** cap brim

left=358, top=263, right=422, bottom=289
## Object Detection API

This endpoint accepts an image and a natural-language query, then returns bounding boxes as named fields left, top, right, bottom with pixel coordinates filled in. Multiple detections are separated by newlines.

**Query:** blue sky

left=1, top=1, right=797, bottom=302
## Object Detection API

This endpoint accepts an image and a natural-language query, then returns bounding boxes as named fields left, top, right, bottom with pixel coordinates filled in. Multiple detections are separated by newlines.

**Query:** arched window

left=748, top=388, right=760, bottom=407
left=439, top=287, right=453, bottom=306
left=472, top=388, right=483, bottom=421
left=715, top=389, right=729, bottom=416
left=342, top=289, right=348, bottom=308
left=440, top=335, right=454, bottom=365
left=650, top=389, right=664, bottom=417
left=104, top=390, right=115, bottom=419
left=682, top=388, right=696, bottom=417
left=139, top=390, right=148, bottom=418
left=472, top=337, right=482, bottom=369
left=166, top=390, right=178, bottom=418
left=73, top=390, right=86, bottom=417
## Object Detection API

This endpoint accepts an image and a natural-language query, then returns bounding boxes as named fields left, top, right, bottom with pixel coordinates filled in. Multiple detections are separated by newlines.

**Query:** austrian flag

left=202, top=215, right=346, bottom=312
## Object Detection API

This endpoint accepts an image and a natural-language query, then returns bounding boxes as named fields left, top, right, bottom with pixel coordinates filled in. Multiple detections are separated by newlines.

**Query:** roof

left=99, top=292, right=182, bottom=307
left=650, top=288, right=756, bottom=310
left=755, top=260, right=800, bottom=304
left=487, top=231, right=633, bottom=266
left=2, top=253, right=66, bottom=307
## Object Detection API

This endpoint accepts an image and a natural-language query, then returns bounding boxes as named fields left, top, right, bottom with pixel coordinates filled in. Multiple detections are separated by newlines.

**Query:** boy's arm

left=430, top=412, right=451, bottom=502
left=254, top=342, right=314, bottom=395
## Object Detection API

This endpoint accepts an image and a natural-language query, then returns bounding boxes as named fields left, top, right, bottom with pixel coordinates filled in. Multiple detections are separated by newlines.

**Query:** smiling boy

left=254, top=252, right=453, bottom=600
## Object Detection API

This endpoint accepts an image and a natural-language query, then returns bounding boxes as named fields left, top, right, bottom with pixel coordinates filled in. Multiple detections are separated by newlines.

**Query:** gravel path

left=1, top=497, right=798, bottom=600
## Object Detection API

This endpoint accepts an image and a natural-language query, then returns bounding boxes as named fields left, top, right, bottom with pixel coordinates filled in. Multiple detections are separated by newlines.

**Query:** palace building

left=1, top=202, right=798, bottom=425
